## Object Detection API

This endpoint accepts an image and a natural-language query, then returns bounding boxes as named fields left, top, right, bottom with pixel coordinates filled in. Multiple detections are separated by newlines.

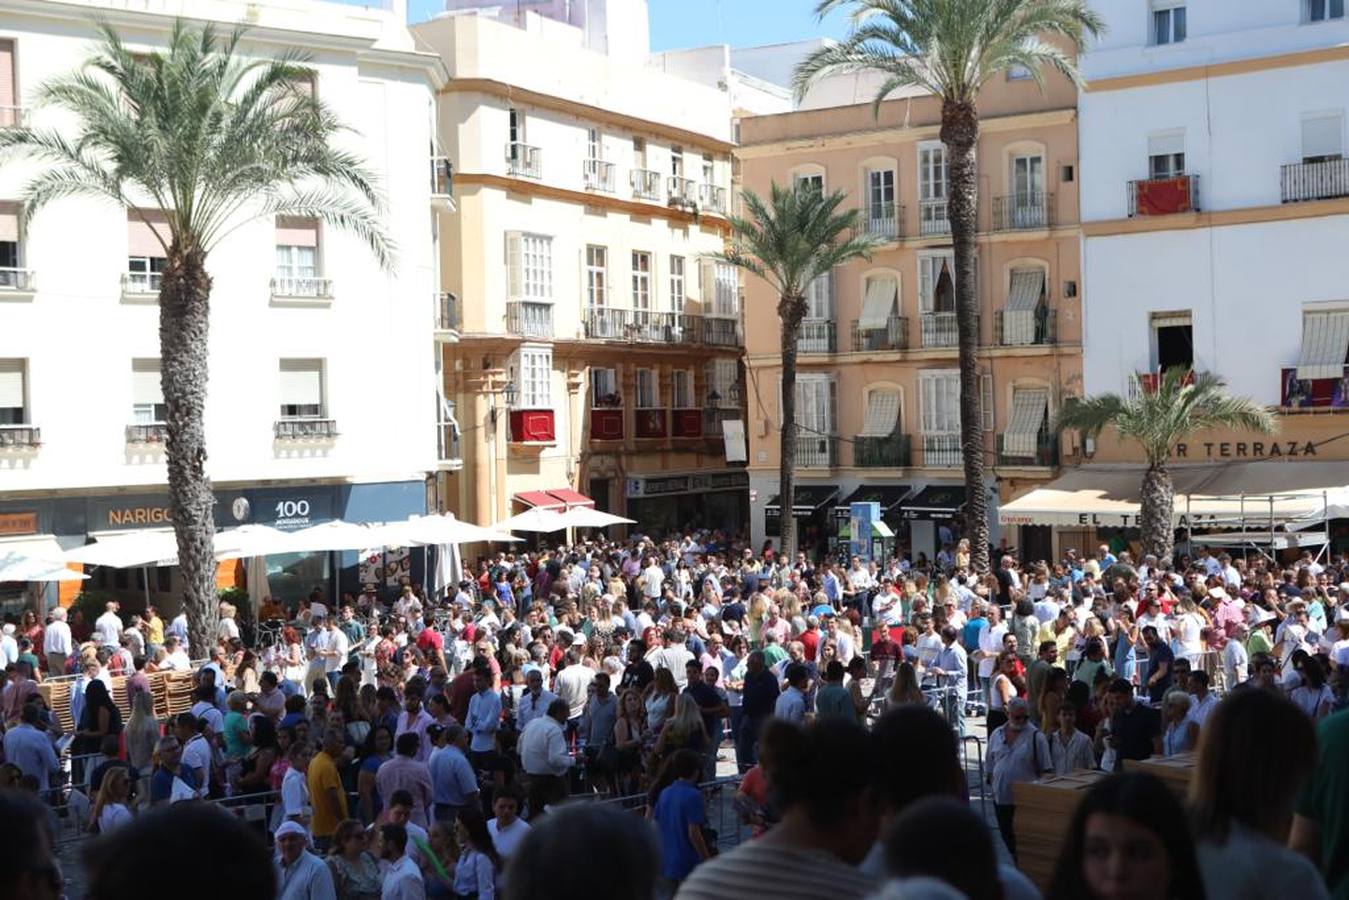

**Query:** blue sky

left=404, top=0, right=852, bottom=50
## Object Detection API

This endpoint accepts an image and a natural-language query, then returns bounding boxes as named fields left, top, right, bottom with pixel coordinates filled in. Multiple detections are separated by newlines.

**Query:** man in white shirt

left=320, top=617, right=349, bottom=686
left=279, top=742, right=313, bottom=830
left=0, top=623, right=18, bottom=669
left=274, top=821, right=335, bottom=900
left=43, top=607, right=73, bottom=677
left=162, top=635, right=192, bottom=672
left=519, top=699, right=574, bottom=816
left=516, top=669, right=558, bottom=731
left=167, top=611, right=190, bottom=654
left=94, top=601, right=123, bottom=649
left=646, top=629, right=694, bottom=689
left=487, top=788, right=531, bottom=859
left=553, top=651, right=596, bottom=724
left=640, top=556, right=665, bottom=601
left=1185, top=671, right=1218, bottom=729
left=176, top=713, right=214, bottom=798
left=378, top=823, right=424, bottom=900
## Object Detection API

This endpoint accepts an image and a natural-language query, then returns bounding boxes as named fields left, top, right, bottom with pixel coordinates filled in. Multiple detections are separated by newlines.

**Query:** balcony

left=919, top=311, right=973, bottom=348
left=668, top=176, right=698, bottom=207
left=125, top=423, right=169, bottom=444
left=506, top=300, right=553, bottom=338
left=635, top=408, right=668, bottom=439
left=699, top=183, right=728, bottom=214
left=0, top=106, right=26, bottom=129
left=583, top=158, right=615, bottom=193
left=918, top=199, right=950, bottom=236
left=0, top=267, right=35, bottom=295
left=271, top=275, right=333, bottom=302
left=510, top=409, right=555, bottom=443
left=699, top=315, right=741, bottom=348
left=430, top=156, right=453, bottom=209
left=860, top=202, right=902, bottom=241
left=273, top=418, right=338, bottom=440
left=631, top=169, right=662, bottom=201
left=997, top=433, right=1059, bottom=468
left=851, top=316, right=908, bottom=352
left=671, top=408, right=703, bottom=438
left=992, top=193, right=1054, bottom=231
left=589, top=407, right=624, bottom=441
left=798, top=320, right=836, bottom=354
left=121, top=271, right=161, bottom=301
left=435, top=292, right=459, bottom=334
left=436, top=420, right=462, bottom=469
left=854, top=433, right=911, bottom=468
left=921, top=434, right=961, bottom=467
left=796, top=434, right=838, bottom=468
left=995, top=308, right=1056, bottom=346
left=506, top=142, right=542, bottom=179
left=585, top=307, right=629, bottom=340
left=1128, top=175, right=1199, bottom=216
left=0, top=425, right=40, bottom=449
left=1282, top=159, right=1349, bottom=204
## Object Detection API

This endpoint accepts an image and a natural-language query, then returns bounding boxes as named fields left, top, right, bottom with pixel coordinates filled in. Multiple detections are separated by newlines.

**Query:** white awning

left=0, top=553, right=86, bottom=583
left=1002, top=389, right=1048, bottom=457
left=1002, top=269, right=1043, bottom=345
left=723, top=418, right=748, bottom=463
left=65, top=530, right=179, bottom=568
left=859, top=390, right=900, bottom=437
left=858, top=276, right=898, bottom=330
left=1296, top=309, right=1349, bottom=380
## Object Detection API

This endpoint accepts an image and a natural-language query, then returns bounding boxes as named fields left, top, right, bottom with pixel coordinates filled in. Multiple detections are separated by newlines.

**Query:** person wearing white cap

left=274, top=819, right=335, bottom=900
left=0, top=622, right=17, bottom=669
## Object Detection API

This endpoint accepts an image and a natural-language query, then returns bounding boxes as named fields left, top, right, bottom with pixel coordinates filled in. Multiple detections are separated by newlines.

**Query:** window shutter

left=279, top=360, right=323, bottom=409
left=1302, top=114, right=1343, bottom=160
left=1148, top=132, right=1184, bottom=158
left=828, top=378, right=838, bottom=434
left=0, top=40, right=14, bottom=110
left=504, top=232, right=523, bottom=300
left=276, top=216, right=319, bottom=248
left=0, top=202, right=18, bottom=243
left=127, top=210, right=171, bottom=258
left=700, top=258, right=716, bottom=306
left=0, top=360, right=24, bottom=408
left=132, top=360, right=163, bottom=406
left=981, top=373, right=994, bottom=431
left=920, top=374, right=934, bottom=433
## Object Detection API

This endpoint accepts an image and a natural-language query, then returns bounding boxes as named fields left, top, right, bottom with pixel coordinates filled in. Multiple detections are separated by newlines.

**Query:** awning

left=546, top=489, right=595, bottom=510
left=723, top=419, right=748, bottom=463
left=1190, top=531, right=1326, bottom=550
left=514, top=490, right=566, bottom=511
left=1002, top=388, right=1049, bottom=457
left=1002, top=269, right=1043, bottom=345
left=858, top=391, right=901, bottom=438
left=0, top=536, right=86, bottom=583
left=765, top=485, right=840, bottom=516
left=65, top=529, right=179, bottom=568
left=997, top=463, right=1349, bottom=528
left=833, top=485, right=911, bottom=520
left=900, top=485, right=967, bottom=520
left=1296, top=309, right=1349, bottom=380
left=858, top=276, right=898, bottom=330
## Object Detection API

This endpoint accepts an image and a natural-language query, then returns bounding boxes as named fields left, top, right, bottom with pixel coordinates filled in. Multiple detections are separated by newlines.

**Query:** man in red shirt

left=799, top=617, right=821, bottom=662
left=416, top=624, right=448, bottom=672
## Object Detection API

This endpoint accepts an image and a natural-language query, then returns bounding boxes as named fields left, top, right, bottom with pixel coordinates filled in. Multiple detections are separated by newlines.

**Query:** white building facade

left=0, top=0, right=446, bottom=611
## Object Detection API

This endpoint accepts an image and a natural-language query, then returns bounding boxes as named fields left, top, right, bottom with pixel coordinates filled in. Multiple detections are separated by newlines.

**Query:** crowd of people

left=0, top=528, right=1346, bottom=900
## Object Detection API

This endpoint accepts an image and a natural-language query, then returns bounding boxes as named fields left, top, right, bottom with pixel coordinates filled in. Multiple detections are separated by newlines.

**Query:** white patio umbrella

left=245, top=554, right=273, bottom=610
left=383, top=514, right=518, bottom=547
left=282, top=520, right=392, bottom=553
left=0, top=551, right=88, bottom=582
left=556, top=507, right=635, bottom=529
left=214, top=524, right=297, bottom=560
left=492, top=507, right=569, bottom=533
left=64, top=530, right=180, bottom=568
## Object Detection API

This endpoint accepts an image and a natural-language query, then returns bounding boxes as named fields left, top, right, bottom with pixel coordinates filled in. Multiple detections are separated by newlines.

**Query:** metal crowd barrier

left=582, top=775, right=746, bottom=851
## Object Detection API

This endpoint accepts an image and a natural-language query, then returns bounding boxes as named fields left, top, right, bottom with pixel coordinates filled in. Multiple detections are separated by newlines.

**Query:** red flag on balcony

left=1134, top=177, right=1194, bottom=215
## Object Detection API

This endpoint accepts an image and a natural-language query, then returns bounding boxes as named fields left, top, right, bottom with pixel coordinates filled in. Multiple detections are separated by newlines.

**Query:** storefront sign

left=1172, top=441, right=1318, bottom=460
left=236, top=492, right=333, bottom=532
left=0, top=511, right=38, bottom=536
left=998, top=511, right=1230, bottom=528
left=627, top=471, right=749, bottom=498
left=93, top=499, right=175, bottom=530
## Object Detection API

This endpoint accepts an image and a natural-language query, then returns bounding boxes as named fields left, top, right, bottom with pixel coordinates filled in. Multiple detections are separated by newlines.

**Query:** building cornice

left=439, top=78, right=736, bottom=156
left=1082, top=196, right=1349, bottom=237
left=735, top=108, right=1077, bottom=159
left=1085, top=44, right=1349, bottom=93
left=454, top=172, right=732, bottom=235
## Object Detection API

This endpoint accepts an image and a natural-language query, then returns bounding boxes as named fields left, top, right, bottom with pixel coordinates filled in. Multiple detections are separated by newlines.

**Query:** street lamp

left=503, top=381, right=519, bottom=408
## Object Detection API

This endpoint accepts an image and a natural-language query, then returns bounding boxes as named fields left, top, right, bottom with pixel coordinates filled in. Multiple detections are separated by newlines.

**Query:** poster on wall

left=1281, top=366, right=1349, bottom=409
left=384, top=546, right=410, bottom=587
left=358, top=550, right=383, bottom=589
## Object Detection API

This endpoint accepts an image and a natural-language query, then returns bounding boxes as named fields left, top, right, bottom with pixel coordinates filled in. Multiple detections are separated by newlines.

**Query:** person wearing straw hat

left=274, top=819, right=336, bottom=900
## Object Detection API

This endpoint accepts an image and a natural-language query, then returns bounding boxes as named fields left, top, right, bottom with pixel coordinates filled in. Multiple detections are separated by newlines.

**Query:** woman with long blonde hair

left=886, top=661, right=925, bottom=710
left=125, top=690, right=161, bottom=775
left=90, top=766, right=133, bottom=834
left=747, top=591, right=768, bottom=646
left=651, top=693, right=708, bottom=769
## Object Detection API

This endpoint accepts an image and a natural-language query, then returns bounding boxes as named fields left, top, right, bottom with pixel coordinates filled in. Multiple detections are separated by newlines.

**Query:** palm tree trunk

left=942, top=100, right=988, bottom=575
left=1140, top=462, right=1175, bottom=564
left=160, top=245, right=218, bottom=656
left=778, top=294, right=807, bottom=559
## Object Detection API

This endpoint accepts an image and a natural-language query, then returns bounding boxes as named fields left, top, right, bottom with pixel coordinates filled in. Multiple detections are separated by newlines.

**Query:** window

left=1061, top=164, right=1075, bottom=183
left=509, top=107, right=524, bottom=144
left=702, top=160, right=714, bottom=185
left=981, top=372, right=995, bottom=431
left=631, top=251, right=651, bottom=310
left=1007, top=64, right=1032, bottom=80
left=1296, top=305, right=1349, bottom=379
left=1012, top=154, right=1044, bottom=200
left=919, top=145, right=948, bottom=200
left=633, top=137, right=647, bottom=169
left=585, top=245, right=607, bottom=307
left=126, top=209, right=169, bottom=288
left=804, top=271, right=833, bottom=320
left=1147, top=132, right=1185, bottom=179
left=706, top=359, right=737, bottom=406
left=793, top=172, right=824, bottom=193
left=673, top=370, right=694, bottom=408
left=279, top=359, right=324, bottom=419
left=669, top=256, right=685, bottom=310
left=517, top=348, right=551, bottom=407
left=506, top=233, right=554, bottom=301
left=587, top=127, right=601, bottom=161
left=0, top=202, right=20, bottom=280
left=794, top=375, right=838, bottom=437
left=132, top=359, right=166, bottom=424
left=859, top=388, right=901, bottom=437
left=0, top=359, right=26, bottom=425
left=0, top=39, right=15, bottom=127
left=1302, top=113, right=1344, bottom=163
left=1309, top=0, right=1346, bottom=21
left=867, top=167, right=895, bottom=214
left=275, top=217, right=320, bottom=291
left=919, top=254, right=956, bottom=312
left=1152, top=1, right=1186, bottom=45
left=702, top=260, right=738, bottom=317
left=919, top=370, right=960, bottom=435
left=591, top=367, right=617, bottom=407
left=671, top=147, right=684, bottom=178
left=635, top=369, right=658, bottom=408
left=1151, top=312, right=1193, bottom=371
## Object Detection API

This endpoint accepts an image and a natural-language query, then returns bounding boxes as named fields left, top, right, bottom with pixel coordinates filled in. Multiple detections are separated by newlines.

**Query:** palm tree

left=794, top=0, right=1104, bottom=575
left=1055, top=369, right=1277, bottom=563
left=718, top=182, right=879, bottom=556
left=0, top=21, right=391, bottom=654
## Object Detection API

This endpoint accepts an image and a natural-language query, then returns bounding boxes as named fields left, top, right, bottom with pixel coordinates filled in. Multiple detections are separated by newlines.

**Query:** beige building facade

left=737, top=74, right=1085, bottom=561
